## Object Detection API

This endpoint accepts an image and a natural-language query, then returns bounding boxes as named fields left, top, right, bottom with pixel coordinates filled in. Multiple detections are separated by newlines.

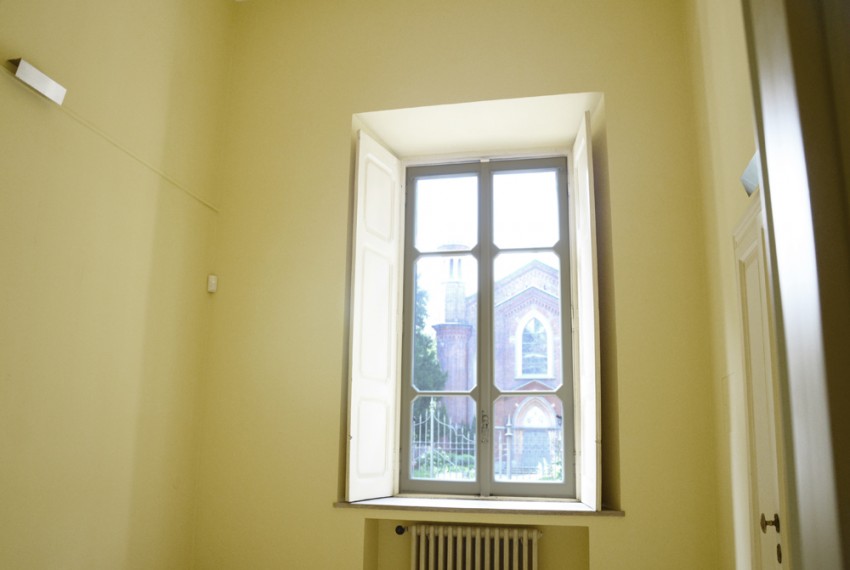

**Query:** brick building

left=433, top=254, right=564, bottom=450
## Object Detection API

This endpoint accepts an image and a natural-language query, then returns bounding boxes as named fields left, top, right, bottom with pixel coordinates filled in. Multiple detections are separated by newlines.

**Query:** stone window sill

left=335, top=496, right=624, bottom=517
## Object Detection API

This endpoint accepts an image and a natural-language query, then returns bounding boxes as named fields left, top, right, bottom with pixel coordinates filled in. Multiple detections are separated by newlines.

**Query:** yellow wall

left=0, top=0, right=233, bottom=567
left=194, top=0, right=721, bottom=568
left=687, top=0, right=759, bottom=567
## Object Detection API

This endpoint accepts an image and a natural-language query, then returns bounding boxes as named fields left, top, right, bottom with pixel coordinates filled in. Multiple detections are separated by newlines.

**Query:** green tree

left=412, top=287, right=447, bottom=420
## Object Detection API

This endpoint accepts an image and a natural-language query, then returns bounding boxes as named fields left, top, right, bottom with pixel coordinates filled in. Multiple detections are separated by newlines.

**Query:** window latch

left=480, top=411, right=490, bottom=444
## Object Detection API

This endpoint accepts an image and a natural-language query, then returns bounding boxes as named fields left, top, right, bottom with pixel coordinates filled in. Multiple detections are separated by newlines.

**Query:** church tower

left=433, top=248, right=474, bottom=425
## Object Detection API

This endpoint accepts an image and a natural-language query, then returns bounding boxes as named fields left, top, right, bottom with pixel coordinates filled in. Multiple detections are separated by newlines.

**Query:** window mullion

left=478, top=161, right=494, bottom=497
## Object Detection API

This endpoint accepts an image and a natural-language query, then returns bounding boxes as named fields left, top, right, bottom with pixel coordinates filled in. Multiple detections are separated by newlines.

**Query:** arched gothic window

left=515, top=396, right=558, bottom=428
left=521, top=317, right=549, bottom=375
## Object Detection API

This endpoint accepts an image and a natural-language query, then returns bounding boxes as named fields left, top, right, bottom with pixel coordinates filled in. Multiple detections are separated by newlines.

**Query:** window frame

left=398, top=158, right=575, bottom=499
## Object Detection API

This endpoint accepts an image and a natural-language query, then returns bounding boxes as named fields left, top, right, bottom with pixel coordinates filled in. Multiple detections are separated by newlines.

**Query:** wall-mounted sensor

left=207, top=275, right=218, bottom=294
left=8, top=59, right=66, bottom=105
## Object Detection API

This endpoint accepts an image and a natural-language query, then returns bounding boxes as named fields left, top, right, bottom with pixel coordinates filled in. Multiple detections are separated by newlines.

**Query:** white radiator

left=409, top=524, right=541, bottom=570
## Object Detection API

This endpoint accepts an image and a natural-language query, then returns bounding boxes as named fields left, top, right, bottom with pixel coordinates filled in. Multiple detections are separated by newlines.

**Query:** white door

left=734, top=202, right=787, bottom=568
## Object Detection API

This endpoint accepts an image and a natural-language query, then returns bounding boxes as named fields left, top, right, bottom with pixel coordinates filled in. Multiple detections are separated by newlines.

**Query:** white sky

left=493, top=171, right=559, bottom=251
left=415, top=175, right=478, bottom=252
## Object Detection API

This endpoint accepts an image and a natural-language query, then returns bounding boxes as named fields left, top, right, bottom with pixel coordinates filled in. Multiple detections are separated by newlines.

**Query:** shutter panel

left=346, top=131, right=403, bottom=502
left=571, top=111, right=602, bottom=510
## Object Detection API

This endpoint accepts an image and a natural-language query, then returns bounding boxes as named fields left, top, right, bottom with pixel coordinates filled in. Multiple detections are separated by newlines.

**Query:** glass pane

left=410, top=396, right=477, bottom=481
left=493, top=170, right=559, bottom=249
left=492, top=252, right=562, bottom=391
left=412, top=255, right=477, bottom=392
left=493, top=396, right=564, bottom=483
left=415, top=175, right=478, bottom=253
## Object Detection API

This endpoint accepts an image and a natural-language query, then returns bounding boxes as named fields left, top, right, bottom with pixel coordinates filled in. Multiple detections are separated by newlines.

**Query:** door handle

left=760, top=513, right=781, bottom=534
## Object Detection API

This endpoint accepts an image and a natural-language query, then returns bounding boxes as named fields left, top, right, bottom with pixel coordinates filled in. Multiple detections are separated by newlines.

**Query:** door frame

left=740, top=0, right=850, bottom=566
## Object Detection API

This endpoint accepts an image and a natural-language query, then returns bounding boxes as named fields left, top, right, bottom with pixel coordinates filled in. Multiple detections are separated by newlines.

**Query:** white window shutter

left=571, top=111, right=602, bottom=510
left=346, top=131, right=404, bottom=502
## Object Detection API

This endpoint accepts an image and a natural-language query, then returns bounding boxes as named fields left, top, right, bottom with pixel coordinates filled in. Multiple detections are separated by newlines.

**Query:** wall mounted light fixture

left=741, top=151, right=760, bottom=196
left=8, top=59, right=66, bottom=105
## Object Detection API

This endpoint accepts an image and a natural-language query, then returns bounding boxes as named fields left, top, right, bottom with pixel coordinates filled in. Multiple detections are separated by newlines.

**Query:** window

left=522, top=318, right=548, bottom=375
left=519, top=314, right=552, bottom=377
left=346, top=100, right=600, bottom=509
left=400, top=158, right=573, bottom=498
